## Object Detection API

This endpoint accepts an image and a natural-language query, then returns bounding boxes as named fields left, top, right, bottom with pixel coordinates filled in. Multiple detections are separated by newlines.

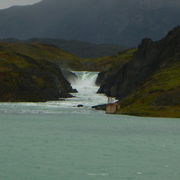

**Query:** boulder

left=77, top=104, right=84, bottom=107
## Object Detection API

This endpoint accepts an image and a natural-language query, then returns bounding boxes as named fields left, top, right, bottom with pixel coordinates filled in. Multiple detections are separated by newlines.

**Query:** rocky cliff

left=97, top=27, right=180, bottom=117
left=98, top=27, right=180, bottom=97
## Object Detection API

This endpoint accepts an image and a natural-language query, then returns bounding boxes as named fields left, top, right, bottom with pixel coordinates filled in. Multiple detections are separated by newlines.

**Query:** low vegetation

left=117, top=62, right=180, bottom=118
left=82, top=48, right=137, bottom=71
left=0, top=42, right=82, bottom=70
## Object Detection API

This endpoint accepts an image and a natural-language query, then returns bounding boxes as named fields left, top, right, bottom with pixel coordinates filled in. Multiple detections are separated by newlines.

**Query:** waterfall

left=67, top=71, right=107, bottom=107
left=71, top=72, right=98, bottom=94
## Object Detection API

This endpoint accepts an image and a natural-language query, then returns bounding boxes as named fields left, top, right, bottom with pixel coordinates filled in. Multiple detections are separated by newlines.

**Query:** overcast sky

left=0, top=0, right=180, bottom=9
left=0, top=0, right=41, bottom=9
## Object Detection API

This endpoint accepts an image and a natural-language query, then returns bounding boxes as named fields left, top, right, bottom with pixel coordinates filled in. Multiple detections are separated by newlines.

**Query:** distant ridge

left=0, top=0, right=180, bottom=46
left=1, top=38, right=125, bottom=58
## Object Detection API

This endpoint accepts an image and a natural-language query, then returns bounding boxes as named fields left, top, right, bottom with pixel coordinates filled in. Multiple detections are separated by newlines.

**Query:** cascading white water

left=71, top=72, right=99, bottom=94
left=68, top=71, right=107, bottom=107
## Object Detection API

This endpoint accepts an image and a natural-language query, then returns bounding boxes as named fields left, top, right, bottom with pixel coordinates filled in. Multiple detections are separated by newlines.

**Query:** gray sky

left=0, top=0, right=180, bottom=9
left=0, top=0, right=41, bottom=9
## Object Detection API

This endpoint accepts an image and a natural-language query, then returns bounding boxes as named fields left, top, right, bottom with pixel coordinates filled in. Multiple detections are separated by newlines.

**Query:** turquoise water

left=0, top=112, right=180, bottom=180
left=0, top=72, right=180, bottom=180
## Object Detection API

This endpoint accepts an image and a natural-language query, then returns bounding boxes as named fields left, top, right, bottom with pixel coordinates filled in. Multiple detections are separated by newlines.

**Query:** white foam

left=87, top=173, right=109, bottom=176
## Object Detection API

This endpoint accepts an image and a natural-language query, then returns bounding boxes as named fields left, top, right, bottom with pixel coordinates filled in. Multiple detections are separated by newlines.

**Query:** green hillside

left=117, top=62, right=180, bottom=118
left=0, top=42, right=82, bottom=70
left=83, top=49, right=137, bottom=71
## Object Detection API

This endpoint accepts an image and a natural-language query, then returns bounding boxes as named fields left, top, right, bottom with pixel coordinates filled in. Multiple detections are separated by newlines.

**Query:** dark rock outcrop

left=97, top=26, right=180, bottom=98
left=95, top=71, right=106, bottom=86
left=0, top=54, right=76, bottom=102
left=77, top=104, right=84, bottom=107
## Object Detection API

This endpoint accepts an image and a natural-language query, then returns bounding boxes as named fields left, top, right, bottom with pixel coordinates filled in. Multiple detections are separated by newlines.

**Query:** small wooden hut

left=106, top=97, right=119, bottom=114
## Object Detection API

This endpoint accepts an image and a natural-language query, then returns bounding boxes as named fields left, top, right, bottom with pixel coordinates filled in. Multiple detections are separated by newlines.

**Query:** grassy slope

left=0, top=54, right=50, bottom=101
left=0, top=42, right=136, bottom=71
left=117, top=62, right=180, bottom=118
left=82, top=49, right=137, bottom=71
left=0, top=42, right=82, bottom=70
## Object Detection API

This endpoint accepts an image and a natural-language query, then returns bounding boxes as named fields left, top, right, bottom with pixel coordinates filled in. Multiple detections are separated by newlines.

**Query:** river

left=0, top=72, right=180, bottom=180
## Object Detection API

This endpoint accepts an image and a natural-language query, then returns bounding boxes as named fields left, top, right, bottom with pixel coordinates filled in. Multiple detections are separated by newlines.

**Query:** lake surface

left=0, top=72, right=180, bottom=180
